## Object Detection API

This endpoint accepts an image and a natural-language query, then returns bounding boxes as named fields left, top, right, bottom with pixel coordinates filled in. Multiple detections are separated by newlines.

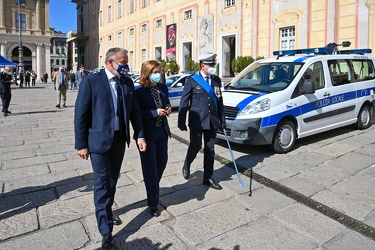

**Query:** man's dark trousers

left=90, top=132, right=125, bottom=235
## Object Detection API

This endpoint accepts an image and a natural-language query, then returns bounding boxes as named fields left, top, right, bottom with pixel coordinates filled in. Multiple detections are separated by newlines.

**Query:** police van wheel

left=354, top=105, right=372, bottom=130
left=270, top=120, right=296, bottom=154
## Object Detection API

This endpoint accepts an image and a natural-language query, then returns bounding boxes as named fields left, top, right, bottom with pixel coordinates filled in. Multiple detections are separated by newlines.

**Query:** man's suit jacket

left=178, top=73, right=225, bottom=130
left=53, top=71, right=69, bottom=90
left=135, top=84, right=171, bottom=139
left=74, top=69, right=144, bottom=154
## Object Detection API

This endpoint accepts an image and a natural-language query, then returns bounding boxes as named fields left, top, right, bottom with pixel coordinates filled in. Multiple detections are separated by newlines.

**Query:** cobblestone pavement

left=1, top=83, right=375, bottom=249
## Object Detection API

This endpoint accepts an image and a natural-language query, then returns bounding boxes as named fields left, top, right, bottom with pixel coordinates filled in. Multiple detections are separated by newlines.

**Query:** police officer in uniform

left=178, top=52, right=226, bottom=190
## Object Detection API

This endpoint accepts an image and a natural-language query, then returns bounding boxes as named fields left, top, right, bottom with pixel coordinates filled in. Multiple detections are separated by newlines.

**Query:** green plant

left=231, top=55, right=255, bottom=73
left=185, top=59, right=200, bottom=72
left=168, top=60, right=180, bottom=74
left=159, top=59, right=167, bottom=72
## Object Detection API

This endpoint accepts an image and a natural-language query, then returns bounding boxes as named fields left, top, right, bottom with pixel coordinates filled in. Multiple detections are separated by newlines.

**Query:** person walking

left=53, top=66, right=69, bottom=108
left=25, top=70, right=31, bottom=87
left=177, top=52, right=226, bottom=190
left=135, top=60, right=171, bottom=217
left=43, top=72, right=48, bottom=83
left=0, top=66, right=15, bottom=116
left=69, top=70, right=76, bottom=90
left=75, top=64, right=89, bottom=90
left=74, top=47, right=146, bottom=249
left=19, top=71, right=24, bottom=88
left=31, top=70, right=37, bottom=86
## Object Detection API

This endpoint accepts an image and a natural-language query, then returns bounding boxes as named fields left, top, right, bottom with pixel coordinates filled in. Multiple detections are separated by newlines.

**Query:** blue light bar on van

left=273, top=47, right=372, bottom=56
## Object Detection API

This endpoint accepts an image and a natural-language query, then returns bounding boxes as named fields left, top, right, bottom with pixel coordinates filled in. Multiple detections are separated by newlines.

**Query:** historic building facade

left=73, top=0, right=375, bottom=77
left=0, top=0, right=52, bottom=79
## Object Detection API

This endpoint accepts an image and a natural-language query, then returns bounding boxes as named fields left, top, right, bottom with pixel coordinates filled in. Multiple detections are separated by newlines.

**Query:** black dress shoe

left=101, top=233, right=114, bottom=249
left=111, top=214, right=122, bottom=225
left=3, top=112, right=8, bottom=117
left=62, top=104, right=67, bottom=108
left=203, top=177, right=223, bottom=190
left=150, top=206, right=161, bottom=217
left=56, top=104, right=60, bottom=108
left=5, top=111, right=11, bottom=114
left=182, top=160, right=190, bottom=180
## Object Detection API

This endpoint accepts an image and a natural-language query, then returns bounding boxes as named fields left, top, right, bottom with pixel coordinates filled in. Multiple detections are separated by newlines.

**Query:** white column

left=45, top=44, right=51, bottom=80
left=0, top=42, right=5, bottom=56
left=0, top=0, right=5, bottom=29
left=36, top=44, right=41, bottom=80
left=36, top=0, right=41, bottom=31
left=44, top=0, right=50, bottom=34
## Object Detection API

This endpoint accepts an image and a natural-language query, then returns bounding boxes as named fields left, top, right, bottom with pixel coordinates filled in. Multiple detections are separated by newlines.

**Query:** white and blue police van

left=217, top=42, right=375, bottom=153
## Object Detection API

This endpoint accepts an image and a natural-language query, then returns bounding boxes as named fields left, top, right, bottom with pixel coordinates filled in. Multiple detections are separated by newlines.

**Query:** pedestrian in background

left=69, top=70, right=76, bottom=90
left=135, top=60, right=172, bottom=217
left=178, top=52, right=226, bottom=190
left=53, top=66, right=69, bottom=108
left=19, top=71, right=24, bottom=88
left=75, top=64, right=89, bottom=90
left=43, top=72, right=48, bottom=84
left=31, top=70, right=37, bottom=86
left=25, top=70, right=31, bottom=87
left=0, top=66, right=15, bottom=116
left=74, top=47, right=146, bottom=249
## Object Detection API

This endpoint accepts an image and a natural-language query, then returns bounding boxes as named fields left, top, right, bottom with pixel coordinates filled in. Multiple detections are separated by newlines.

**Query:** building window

left=142, top=49, right=146, bottom=62
left=50, top=48, right=53, bottom=54
left=225, top=0, right=235, bottom=8
left=141, top=24, right=147, bottom=32
left=118, top=32, right=122, bottom=39
left=280, top=27, right=295, bottom=51
left=92, top=14, right=95, bottom=29
left=80, top=18, right=83, bottom=32
left=156, top=19, right=162, bottom=28
left=141, top=0, right=147, bottom=8
left=108, top=35, right=112, bottom=41
left=62, top=59, right=65, bottom=65
left=16, top=13, right=26, bottom=30
left=99, top=11, right=103, bottom=26
left=130, top=0, right=135, bottom=13
left=108, top=6, right=112, bottom=22
left=99, top=38, right=103, bottom=43
left=130, top=28, right=134, bottom=35
left=51, top=59, right=54, bottom=64
left=61, top=48, right=65, bottom=55
left=56, top=48, right=60, bottom=54
left=184, top=10, right=192, bottom=20
left=56, top=59, right=60, bottom=65
left=118, top=0, right=122, bottom=18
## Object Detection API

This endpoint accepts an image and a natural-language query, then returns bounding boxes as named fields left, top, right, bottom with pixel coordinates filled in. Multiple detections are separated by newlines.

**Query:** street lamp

left=17, top=0, right=26, bottom=74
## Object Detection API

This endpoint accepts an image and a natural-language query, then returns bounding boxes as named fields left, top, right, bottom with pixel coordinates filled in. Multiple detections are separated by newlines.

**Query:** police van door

left=297, top=61, right=333, bottom=136
left=326, top=59, right=357, bottom=126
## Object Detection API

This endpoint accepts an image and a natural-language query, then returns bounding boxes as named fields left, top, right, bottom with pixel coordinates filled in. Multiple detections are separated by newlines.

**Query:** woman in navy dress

left=135, top=60, right=172, bottom=217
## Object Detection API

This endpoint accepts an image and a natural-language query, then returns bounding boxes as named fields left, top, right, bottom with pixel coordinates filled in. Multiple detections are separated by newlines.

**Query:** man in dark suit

left=74, top=47, right=146, bottom=249
left=178, top=52, right=226, bottom=190
left=0, top=66, right=15, bottom=116
left=75, top=64, right=89, bottom=90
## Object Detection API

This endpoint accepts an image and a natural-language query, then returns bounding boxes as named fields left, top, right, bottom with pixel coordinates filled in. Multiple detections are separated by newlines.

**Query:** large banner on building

left=166, top=23, right=176, bottom=62
left=199, top=14, right=214, bottom=53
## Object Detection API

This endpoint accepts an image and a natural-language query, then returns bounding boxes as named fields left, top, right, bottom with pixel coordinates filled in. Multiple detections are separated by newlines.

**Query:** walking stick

left=223, top=130, right=244, bottom=188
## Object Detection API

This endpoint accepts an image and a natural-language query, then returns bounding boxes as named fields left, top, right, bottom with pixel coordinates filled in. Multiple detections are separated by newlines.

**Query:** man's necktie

left=205, top=76, right=210, bottom=83
left=114, top=77, right=125, bottom=135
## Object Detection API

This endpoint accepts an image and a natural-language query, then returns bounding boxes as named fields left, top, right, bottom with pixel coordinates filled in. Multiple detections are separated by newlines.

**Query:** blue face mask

left=150, top=73, right=161, bottom=83
left=115, top=62, right=130, bottom=78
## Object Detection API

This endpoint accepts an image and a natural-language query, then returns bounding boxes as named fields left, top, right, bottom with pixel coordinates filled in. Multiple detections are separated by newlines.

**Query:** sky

left=50, top=0, right=77, bottom=33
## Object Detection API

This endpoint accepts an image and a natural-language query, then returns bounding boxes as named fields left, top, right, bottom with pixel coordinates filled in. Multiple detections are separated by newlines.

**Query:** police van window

left=351, top=59, right=375, bottom=82
left=304, top=61, right=325, bottom=90
left=328, top=59, right=352, bottom=86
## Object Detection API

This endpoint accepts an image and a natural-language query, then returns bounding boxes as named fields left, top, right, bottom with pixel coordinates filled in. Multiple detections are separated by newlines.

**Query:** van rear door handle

left=324, top=92, right=330, bottom=97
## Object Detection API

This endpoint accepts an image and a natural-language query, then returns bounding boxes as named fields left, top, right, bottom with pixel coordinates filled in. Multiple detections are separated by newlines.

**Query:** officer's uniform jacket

left=178, top=73, right=225, bottom=130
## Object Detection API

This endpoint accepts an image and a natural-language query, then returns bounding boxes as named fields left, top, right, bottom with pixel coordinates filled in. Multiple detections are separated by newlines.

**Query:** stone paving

left=1, top=83, right=375, bottom=249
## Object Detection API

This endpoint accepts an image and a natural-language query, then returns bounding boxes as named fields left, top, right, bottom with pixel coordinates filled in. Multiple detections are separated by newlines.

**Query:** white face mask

left=207, top=67, right=216, bottom=75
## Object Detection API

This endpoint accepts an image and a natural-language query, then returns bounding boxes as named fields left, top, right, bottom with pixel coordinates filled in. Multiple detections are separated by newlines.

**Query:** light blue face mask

left=150, top=73, right=161, bottom=83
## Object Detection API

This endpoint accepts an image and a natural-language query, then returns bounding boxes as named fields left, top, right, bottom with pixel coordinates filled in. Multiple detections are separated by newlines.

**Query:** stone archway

left=11, top=46, right=33, bottom=71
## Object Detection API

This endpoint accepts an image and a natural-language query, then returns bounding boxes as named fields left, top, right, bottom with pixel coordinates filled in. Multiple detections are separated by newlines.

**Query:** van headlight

left=238, top=98, right=271, bottom=116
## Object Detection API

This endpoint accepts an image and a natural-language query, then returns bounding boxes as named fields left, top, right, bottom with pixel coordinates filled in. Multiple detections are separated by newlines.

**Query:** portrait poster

left=199, top=14, right=213, bottom=53
left=166, top=23, right=176, bottom=62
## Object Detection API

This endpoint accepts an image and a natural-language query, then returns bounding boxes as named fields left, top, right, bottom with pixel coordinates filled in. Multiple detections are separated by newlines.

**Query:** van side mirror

left=300, top=80, right=315, bottom=94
